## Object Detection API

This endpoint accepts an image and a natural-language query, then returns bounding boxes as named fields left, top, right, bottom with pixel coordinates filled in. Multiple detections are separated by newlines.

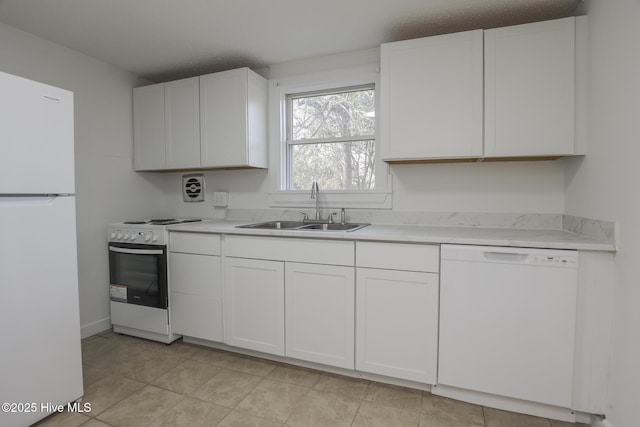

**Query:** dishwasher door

left=438, top=244, right=578, bottom=408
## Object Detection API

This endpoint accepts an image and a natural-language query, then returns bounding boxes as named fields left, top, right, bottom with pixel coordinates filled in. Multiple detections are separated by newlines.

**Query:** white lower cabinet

left=171, top=291, right=221, bottom=341
left=223, top=235, right=354, bottom=364
left=169, top=233, right=223, bottom=342
left=223, top=257, right=285, bottom=356
left=356, top=268, right=439, bottom=383
left=355, top=242, right=440, bottom=384
left=285, top=262, right=355, bottom=369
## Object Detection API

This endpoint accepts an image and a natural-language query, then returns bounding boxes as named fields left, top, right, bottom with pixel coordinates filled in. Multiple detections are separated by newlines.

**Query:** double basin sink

left=237, top=220, right=369, bottom=232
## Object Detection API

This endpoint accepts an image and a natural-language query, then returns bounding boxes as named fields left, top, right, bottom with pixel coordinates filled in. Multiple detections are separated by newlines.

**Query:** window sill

left=268, top=190, right=392, bottom=210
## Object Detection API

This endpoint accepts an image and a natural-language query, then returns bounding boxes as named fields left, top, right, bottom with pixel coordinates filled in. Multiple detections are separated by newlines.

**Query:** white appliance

left=0, top=71, right=83, bottom=426
left=438, top=244, right=578, bottom=409
left=107, top=219, right=200, bottom=343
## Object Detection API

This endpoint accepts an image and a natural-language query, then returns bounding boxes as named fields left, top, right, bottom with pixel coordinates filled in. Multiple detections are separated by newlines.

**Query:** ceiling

left=0, top=0, right=580, bottom=82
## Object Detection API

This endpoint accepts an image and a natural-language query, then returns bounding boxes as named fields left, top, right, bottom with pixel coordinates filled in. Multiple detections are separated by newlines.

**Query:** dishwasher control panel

left=441, top=244, right=578, bottom=269
left=533, top=255, right=578, bottom=266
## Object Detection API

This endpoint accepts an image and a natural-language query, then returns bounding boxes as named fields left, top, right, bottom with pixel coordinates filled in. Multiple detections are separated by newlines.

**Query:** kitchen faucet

left=310, top=180, right=320, bottom=220
left=304, top=180, right=338, bottom=223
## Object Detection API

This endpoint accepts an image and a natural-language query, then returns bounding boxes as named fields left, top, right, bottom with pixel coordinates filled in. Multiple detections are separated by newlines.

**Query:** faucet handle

left=327, top=212, right=337, bottom=224
left=299, top=211, right=309, bottom=221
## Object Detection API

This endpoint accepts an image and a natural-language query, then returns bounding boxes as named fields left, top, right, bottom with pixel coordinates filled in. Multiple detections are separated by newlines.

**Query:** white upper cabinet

left=165, top=78, right=201, bottom=168
left=380, top=30, right=484, bottom=161
left=380, top=17, right=585, bottom=162
left=133, top=83, right=166, bottom=171
left=133, top=68, right=267, bottom=171
left=484, top=17, right=578, bottom=157
left=200, top=68, right=268, bottom=169
left=134, top=77, right=200, bottom=171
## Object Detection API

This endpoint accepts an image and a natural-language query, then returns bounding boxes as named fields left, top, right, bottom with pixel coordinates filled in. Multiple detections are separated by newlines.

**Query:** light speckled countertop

left=167, top=219, right=615, bottom=251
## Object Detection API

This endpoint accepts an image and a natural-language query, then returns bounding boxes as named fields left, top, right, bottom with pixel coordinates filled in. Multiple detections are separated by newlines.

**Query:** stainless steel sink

left=298, top=223, right=369, bottom=232
left=236, top=221, right=369, bottom=232
left=236, top=221, right=307, bottom=230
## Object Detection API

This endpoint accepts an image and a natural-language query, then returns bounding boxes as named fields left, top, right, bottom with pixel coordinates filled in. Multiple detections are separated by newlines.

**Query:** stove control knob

left=123, top=233, right=130, bottom=240
left=116, top=233, right=123, bottom=240
left=151, top=233, right=158, bottom=242
left=130, top=234, right=137, bottom=241
left=109, top=232, right=116, bottom=239
left=144, top=234, right=151, bottom=242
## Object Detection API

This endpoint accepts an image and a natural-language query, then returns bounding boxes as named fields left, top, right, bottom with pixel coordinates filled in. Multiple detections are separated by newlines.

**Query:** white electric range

left=107, top=218, right=202, bottom=343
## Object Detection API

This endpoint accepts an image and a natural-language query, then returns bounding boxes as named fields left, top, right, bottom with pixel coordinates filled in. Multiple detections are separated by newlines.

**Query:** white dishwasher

left=438, top=244, right=578, bottom=408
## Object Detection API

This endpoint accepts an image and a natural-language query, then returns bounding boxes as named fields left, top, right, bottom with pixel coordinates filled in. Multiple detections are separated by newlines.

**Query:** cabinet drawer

left=225, top=236, right=354, bottom=266
left=170, top=232, right=220, bottom=255
left=356, top=242, right=439, bottom=272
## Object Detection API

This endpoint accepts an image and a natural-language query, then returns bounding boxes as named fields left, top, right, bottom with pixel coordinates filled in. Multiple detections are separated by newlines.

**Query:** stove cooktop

left=122, top=218, right=203, bottom=226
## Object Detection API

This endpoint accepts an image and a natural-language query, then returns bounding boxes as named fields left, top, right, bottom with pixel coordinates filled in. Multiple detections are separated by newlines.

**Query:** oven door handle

left=108, top=246, right=164, bottom=255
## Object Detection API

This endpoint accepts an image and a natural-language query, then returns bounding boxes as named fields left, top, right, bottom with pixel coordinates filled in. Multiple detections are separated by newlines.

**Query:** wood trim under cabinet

left=384, top=155, right=568, bottom=165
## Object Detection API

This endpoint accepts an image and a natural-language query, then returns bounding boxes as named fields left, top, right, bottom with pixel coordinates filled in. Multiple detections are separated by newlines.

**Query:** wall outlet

left=213, top=191, right=228, bottom=207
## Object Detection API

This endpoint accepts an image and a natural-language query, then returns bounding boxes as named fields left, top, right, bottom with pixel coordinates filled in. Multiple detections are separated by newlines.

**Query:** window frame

left=285, top=83, right=377, bottom=191
left=268, top=65, right=392, bottom=210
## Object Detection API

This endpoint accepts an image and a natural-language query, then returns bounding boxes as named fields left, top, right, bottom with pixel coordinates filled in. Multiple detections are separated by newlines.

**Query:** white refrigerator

left=0, top=71, right=83, bottom=426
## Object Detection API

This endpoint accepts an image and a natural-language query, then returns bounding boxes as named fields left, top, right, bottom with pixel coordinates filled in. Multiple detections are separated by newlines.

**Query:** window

left=268, top=61, right=392, bottom=209
left=286, top=85, right=376, bottom=191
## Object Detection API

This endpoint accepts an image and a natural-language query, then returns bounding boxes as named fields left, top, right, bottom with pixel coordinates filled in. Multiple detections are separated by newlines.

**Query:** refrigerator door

left=0, top=196, right=83, bottom=426
left=0, top=71, right=74, bottom=194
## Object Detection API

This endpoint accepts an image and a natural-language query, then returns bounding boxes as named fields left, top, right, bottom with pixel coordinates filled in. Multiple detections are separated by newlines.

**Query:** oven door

left=108, top=243, right=167, bottom=309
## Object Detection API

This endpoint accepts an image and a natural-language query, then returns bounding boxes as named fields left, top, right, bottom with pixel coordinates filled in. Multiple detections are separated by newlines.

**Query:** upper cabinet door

left=134, top=83, right=166, bottom=171
left=165, top=77, right=201, bottom=169
left=134, top=77, right=200, bottom=171
left=484, top=17, right=576, bottom=157
left=380, top=30, right=484, bottom=161
left=200, top=68, right=267, bottom=169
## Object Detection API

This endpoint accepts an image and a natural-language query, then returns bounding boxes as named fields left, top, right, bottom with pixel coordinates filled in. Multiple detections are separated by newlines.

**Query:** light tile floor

left=34, top=331, right=591, bottom=427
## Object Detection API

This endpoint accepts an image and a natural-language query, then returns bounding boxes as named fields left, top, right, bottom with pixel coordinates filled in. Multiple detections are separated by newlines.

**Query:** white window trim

left=268, top=65, right=392, bottom=210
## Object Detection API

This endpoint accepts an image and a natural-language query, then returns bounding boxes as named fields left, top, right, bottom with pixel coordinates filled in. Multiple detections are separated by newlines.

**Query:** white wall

left=165, top=49, right=566, bottom=217
left=564, top=1, right=640, bottom=425
left=391, top=161, right=564, bottom=213
left=0, top=23, right=168, bottom=337
left=165, top=169, right=269, bottom=219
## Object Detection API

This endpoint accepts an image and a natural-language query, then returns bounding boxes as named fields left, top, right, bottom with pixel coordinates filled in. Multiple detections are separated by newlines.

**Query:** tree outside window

left=286, top=85, right=376, bottom=191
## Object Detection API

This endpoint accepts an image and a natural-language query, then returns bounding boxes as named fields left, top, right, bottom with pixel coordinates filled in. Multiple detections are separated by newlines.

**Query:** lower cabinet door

left=170, top=292, right=222, bottom=342
left=285, top=262, right=355, bottom=369
left=224, top=257, right=285, bottom=356
left=356, top=268, right=439, bottom=383
left=169, top=253, right=222, bottom=341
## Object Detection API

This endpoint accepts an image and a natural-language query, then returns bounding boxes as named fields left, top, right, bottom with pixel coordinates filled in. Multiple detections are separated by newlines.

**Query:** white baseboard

left=80, top=317, right=111, bottom=339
